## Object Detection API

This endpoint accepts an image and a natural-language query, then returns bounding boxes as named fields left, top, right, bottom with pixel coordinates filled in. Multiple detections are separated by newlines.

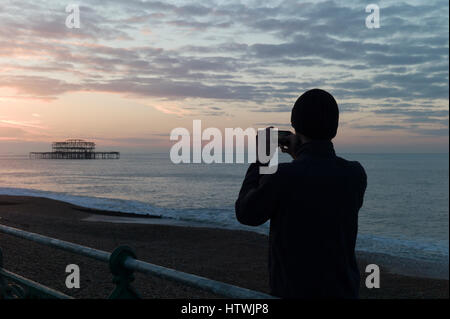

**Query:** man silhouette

left=235, top=89, right=367, bottom=298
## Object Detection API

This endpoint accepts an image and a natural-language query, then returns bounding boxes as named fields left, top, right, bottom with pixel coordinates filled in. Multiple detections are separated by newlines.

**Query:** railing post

left=108, top=246, right=141, bottom=299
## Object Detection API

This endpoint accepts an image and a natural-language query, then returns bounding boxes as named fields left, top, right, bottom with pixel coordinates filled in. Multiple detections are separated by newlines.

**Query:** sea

left=0, top=153, right=448, bottom=267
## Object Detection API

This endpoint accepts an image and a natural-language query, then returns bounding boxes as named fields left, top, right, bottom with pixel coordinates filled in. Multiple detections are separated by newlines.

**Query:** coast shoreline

left=0, top=195, right=448, bottom=299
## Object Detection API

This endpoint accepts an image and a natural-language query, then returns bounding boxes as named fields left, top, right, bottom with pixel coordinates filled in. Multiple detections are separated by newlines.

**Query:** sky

left=0, top=0, right=448, bottom=154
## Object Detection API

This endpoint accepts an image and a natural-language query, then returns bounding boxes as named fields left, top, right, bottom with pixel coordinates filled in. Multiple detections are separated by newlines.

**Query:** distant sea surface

left=0, top=153, right=448, bottom=265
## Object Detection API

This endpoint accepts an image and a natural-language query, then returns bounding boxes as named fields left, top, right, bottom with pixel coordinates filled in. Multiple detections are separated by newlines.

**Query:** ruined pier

left=29, top=139, right=120, bottom=159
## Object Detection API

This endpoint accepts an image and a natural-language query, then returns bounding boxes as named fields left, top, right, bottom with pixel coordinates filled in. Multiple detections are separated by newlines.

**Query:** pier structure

left=30, top=139, right=120, bottom=159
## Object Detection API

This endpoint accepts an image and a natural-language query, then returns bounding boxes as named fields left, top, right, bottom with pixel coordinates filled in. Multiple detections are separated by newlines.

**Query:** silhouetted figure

left=235, top=89, right=367, bottom=298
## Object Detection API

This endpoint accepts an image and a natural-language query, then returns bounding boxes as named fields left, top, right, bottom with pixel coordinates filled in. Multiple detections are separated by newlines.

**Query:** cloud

left=351, top=124, right=448, bottom=137
left=0, top=0, right=448, bottom=139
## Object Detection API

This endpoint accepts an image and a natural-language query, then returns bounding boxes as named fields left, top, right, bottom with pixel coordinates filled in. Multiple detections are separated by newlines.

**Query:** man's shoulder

left=277, top=155, right=366, bottom=177
left=274, top=156, right=366, bottom=178
left=335, top=156, right=367, bottom=180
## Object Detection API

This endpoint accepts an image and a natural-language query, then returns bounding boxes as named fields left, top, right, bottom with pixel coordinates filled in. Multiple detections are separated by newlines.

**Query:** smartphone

left=278, top=130, right=293, bottom=147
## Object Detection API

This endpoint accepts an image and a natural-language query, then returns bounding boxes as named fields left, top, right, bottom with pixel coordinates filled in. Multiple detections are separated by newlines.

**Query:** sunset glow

left=0, top=0, right=448, bottom=153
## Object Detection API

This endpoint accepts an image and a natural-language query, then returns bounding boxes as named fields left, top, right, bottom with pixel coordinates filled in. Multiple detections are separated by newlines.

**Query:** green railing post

left=108, top=246, right=141, bottom=299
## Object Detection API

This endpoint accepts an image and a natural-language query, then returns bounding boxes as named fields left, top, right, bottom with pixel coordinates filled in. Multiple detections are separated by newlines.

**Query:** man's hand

left=280, top=134, right=301, bottom=159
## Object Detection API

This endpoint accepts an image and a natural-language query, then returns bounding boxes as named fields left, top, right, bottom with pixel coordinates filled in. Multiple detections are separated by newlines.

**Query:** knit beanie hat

left=291, top=89, right=339, bottom=140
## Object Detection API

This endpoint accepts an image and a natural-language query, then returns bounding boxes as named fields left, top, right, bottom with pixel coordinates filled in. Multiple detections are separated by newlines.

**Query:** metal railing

left=0, top=224, right=274, bottom=299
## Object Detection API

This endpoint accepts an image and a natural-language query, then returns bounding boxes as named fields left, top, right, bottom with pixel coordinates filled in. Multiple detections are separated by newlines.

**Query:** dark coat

left=235, top=141, right=367, bottom=298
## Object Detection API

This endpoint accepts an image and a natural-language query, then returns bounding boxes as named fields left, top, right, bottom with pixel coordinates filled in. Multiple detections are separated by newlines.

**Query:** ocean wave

left=356, top=234, right=449, bottom=264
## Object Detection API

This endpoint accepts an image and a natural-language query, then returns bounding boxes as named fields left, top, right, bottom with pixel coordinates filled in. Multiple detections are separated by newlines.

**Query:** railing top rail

left=0, top=224, right=274, bottom=299
left=0, top=224, right=110, bottom=263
